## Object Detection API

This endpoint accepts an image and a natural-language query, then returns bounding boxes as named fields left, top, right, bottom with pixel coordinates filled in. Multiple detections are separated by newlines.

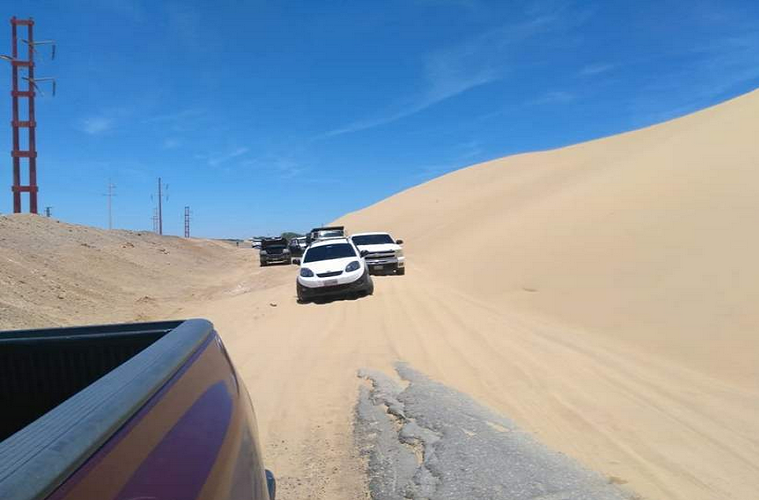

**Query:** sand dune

left=339, top=88, right=759, bottom=389
left=329, top=88, right=759, bottom=499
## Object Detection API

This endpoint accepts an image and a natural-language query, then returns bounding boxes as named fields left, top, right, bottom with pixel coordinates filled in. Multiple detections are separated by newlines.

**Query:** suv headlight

left=395, top=248, right=404, bottom=257
left=300, top=268, right=314, bottom=278
left=345, top=260, right=360, bottom=272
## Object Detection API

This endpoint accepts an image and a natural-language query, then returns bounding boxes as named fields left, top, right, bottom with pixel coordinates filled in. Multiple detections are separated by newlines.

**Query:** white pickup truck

left=350, top=232, right=405, bottom=275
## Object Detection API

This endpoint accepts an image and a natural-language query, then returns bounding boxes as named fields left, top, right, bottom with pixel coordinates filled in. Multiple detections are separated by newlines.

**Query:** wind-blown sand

left=2, top=89, right=759, bottom=500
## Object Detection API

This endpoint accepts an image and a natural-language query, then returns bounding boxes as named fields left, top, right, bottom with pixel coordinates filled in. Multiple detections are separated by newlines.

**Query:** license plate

left=324, top=279, right=338, bottom=286
left=374, top=265, right=384, bottom=270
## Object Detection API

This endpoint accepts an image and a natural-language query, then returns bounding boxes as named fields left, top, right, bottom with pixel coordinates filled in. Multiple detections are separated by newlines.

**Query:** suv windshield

left=352, top=234, right=394, bottom=246
left=304, top=243, right=356, bottom=263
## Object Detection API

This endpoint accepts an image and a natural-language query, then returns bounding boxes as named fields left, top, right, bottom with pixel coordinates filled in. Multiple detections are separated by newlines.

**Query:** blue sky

left=2, top=0, right=759, bottom=237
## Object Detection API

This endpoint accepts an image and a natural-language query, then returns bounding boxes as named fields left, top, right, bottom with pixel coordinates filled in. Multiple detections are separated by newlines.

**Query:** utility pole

left=44, top=206, right=51, bottom=217
left=2, top=17, right=55, bottom=213
left=104, top=180, right=116, bottom=229
left=154, top=178, right=168, bottom=235
left=157, top=178, right=163, bottom=235
left=184, top=206, right=191, bottom=238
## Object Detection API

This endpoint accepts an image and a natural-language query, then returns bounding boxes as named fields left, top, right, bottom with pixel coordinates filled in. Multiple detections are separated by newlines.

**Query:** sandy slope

left=338, top=88, right=759, bottom=389
left=0, top=215, right=246, bottom=329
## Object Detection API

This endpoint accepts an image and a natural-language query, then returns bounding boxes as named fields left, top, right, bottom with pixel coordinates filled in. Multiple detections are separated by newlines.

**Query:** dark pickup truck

left=0, top=319, right=275, bottom=500
left=259, top=238, right=291, bottom=266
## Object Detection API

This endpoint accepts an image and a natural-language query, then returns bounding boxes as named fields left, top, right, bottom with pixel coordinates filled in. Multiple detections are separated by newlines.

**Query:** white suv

left=350, top=232, right=405, bottom=275
left=295, top=238, right=374, bottom=302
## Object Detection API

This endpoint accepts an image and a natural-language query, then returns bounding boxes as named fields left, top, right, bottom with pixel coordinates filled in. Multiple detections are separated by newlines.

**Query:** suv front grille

left=365, top=252, right=395, bottom=260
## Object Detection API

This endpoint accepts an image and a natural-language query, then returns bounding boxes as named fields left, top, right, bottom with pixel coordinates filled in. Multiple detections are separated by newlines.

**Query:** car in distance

left=305, top=226, right=345, bottom=246
left=294, top=238, right=374, bottom=303
left=351, top=232, right=405, bottom=275
left=259, top=237, right=291, bottom=266
left=288, top=236, right=307, bottom=258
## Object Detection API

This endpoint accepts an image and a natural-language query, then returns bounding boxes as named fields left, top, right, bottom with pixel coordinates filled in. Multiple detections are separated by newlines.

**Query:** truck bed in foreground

left=0, top=319, right=274, bottom=500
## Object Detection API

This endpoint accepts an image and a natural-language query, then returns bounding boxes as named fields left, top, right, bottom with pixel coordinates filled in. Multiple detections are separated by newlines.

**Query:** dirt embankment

left=0, top=214, right=248, bottom=329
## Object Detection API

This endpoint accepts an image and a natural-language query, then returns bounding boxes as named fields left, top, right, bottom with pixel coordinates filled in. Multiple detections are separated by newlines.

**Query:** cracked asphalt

left=356, top=363, right=636, bottom=500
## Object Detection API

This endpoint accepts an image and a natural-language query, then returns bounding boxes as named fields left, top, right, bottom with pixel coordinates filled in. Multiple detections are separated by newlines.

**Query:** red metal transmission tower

left=4, top=17, right=55, bottom=214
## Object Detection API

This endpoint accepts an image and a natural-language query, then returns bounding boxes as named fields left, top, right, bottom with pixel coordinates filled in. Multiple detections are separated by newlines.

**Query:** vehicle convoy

left=0, top=319, right=275, bottom=500
left=351, top=232, right=406, bottom=275
left=288, top=236, right=307, bottom=257
left=294, top=238, right=374, bottom=302
left=305, top=226, right=345, bottom=246
left=259, top=237, right=291, bottom=266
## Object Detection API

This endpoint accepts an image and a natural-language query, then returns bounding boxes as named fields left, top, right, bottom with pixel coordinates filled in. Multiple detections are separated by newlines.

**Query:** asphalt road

left=356, top=363, right=636, bottom=500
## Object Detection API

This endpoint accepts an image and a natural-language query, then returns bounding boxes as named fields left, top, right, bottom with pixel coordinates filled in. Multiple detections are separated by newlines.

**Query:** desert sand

left=2, top=89, right=759, bottom=500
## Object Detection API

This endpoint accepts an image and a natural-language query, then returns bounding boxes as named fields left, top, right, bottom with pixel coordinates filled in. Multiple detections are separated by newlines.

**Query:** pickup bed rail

left=0, top=319, right=273, bottom=500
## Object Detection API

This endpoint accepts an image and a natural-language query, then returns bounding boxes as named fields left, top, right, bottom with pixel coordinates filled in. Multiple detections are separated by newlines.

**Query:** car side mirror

left=360, top=250, right=369, bottom=257
left=396, top=239, right=404, bottom=245
left=292, top=258, right=301, bottom=265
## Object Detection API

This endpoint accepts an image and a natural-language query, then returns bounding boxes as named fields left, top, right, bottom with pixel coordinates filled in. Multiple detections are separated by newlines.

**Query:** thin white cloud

left=531, top=91, right=577, bottom=105
left=413, top=162, right=461, bottom=180
left=208, top=147, right=249, bottom=167
left=144, top=109, right=204, bottom=124
left=163, top=138, right=182, bottom=149
left=457, top=139, right=483, bottom=160
left=324, top=72, right=494, bottom=138
left=324, top=6, right=590, bottom=137
left=579, top=63, right=615, bottom=76
left=240, top=155, right=308, bottom=179
left=632, top=29, right=759, bottom=126
left=80, top=117, right=114, bottom=135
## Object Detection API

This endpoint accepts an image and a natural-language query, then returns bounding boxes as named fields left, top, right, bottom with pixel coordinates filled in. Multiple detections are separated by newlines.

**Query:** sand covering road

left=2, top=89, right=759, bottom=499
